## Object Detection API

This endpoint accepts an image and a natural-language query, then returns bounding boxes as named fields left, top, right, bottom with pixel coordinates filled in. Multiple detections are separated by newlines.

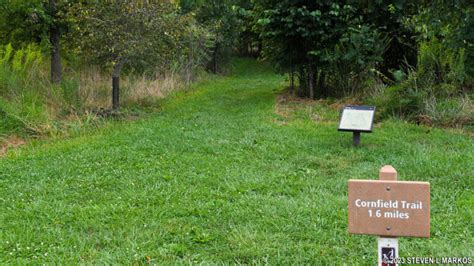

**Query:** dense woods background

left=0, top=0, right=472, bottom=139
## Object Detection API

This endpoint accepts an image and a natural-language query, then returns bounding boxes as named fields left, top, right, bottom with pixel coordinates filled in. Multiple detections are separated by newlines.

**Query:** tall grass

left=0, top=44, right=52, bottom=136
left=0, top=44, right=196, bottom=140
left=76, top=67, right=188, bottom=110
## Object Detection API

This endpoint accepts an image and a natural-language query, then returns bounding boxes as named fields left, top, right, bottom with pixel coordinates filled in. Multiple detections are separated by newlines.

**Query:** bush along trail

left=0, top=59, right=472, bottom=264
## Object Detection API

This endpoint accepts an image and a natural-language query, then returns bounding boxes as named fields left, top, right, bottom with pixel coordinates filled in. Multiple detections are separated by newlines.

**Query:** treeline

left=0, top=0, right=242, bottom=108
left=0, top=0, right=472, bottom=135
left=0, top=0, right=249, bottom=136
left=245, top=0, right=473, bottom=126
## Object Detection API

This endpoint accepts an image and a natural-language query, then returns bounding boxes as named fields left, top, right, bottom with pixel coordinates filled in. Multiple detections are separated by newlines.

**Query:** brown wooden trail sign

left=348, top=166, right=430, bottom=238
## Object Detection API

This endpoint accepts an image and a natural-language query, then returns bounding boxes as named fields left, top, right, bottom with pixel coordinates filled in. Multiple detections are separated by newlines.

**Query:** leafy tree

left=179, top=0, right=240, bottom=73
left=0, top=0, right=71, bottom=84
left=252, top=1, right=419, bottom=98
left=233, top=0, right=260, bottom=57
left=254, top=1, right=366, bottom=98
left=409, top=0, right=473, bottom=80
left=71, top=1, right=184, bottom=109
left=350, top=1, right=418, bottom=77
left=47, top=0, right=62, bottom=83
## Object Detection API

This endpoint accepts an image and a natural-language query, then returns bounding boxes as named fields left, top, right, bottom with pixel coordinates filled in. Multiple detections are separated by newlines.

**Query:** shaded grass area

left=0, top=58, right=473, bottom=264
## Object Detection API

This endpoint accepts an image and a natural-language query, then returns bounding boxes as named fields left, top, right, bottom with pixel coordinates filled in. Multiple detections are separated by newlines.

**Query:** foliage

left=0, top=0, right=472, bottom=132
left=70, top=1, right=211, bottom=109
left=248, top=0, right=472, bottom=127
left=253, top=1, right=393, bottom=98
left=417, top=39, right=468, bottom=88
left=406, top=0, right=473, bottom=85
left=0, top=43, right=198, bottom=138
left=179, top=0, right=241, bottom=73
left=177, top=17, right=214, bottom=83
left=355, top=1, right=419, bottom=75
left=365, top=1, right=474, bottom=127
left=0, top=0, right=51, bottom=47
left=0, top=0, right=75, bottom=83
left=0, top=43, right=50, bottom=134
left=71, top=2, right=177, bottom=73
left=360, top=42, right=472, bottom=127
left=325, top=25, right=390, bottom=95
left=233, top=1, right=260, bottom=57
left=409, top=0, right=473, bottom=74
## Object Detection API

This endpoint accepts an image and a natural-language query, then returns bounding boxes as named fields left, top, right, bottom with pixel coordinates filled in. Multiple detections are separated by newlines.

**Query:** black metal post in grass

left=353, top=131, right=361, bottom=147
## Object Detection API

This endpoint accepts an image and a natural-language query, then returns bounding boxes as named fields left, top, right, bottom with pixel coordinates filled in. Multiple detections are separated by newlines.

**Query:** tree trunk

left=49, top=0, right=61, bottom=84
left=298, top=66, right=306, bottom=97
left=112, top=60, right=125, bottom=110
left=318, top=70, right=327, bottom=98
left=213, top=43, right=219, bottom=74
left=289, top=69, right=294, bottom=95
left=186, top=30, right=194, bottom=84
left=308, top=64, right=315, bottom=99
left=257, top=40, right=262, bottom=56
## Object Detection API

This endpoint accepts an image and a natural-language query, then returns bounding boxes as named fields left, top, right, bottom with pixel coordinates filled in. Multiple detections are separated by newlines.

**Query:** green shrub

left=365, top=37, right=473, bottom=128
left=385, top=85, right=424, bottom=118
left=0, top=98, right=25, bottom=134
left=61, top=78, right=81, bottom=110
left=326, top=25, right=390, bottom=96
left=418, top=39, right=468, bottom=87
left=0, top=44, right=51, bottom=135
left=18, top=90, right=49, bottom=124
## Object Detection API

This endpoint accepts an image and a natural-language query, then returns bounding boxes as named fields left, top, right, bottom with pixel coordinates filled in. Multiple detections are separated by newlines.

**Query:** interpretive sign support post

left=378, top=166, right=398, bottom=266
left=352, top=131, right=361, bottom=146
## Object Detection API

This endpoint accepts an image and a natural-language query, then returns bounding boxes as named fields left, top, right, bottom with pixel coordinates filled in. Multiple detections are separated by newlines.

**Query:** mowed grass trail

left=1, top=59, right=473, bottom=264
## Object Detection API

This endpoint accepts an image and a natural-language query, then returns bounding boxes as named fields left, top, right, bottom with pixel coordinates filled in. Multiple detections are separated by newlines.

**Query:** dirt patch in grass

left=0, top=135, right=26, bottom=156
left=275, top=90, right=353, bottom=123
left=275, top=91, right=321, bottom=118
left=328, top=98, right=363, bottom=110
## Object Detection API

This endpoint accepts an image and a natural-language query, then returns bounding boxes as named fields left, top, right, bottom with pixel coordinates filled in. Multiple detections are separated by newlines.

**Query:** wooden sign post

left=348, top=166, right=430, bottom=265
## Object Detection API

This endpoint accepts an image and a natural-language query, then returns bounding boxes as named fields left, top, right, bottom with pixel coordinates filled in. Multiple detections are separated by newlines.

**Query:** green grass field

left=1, top=59, right=473, bottom=264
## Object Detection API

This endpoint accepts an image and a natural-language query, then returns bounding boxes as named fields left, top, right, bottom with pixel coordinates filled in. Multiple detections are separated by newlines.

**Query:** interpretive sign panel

left=348, top=179, right=430, bottom=237
left=338, top=105, right=375, bottom=132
